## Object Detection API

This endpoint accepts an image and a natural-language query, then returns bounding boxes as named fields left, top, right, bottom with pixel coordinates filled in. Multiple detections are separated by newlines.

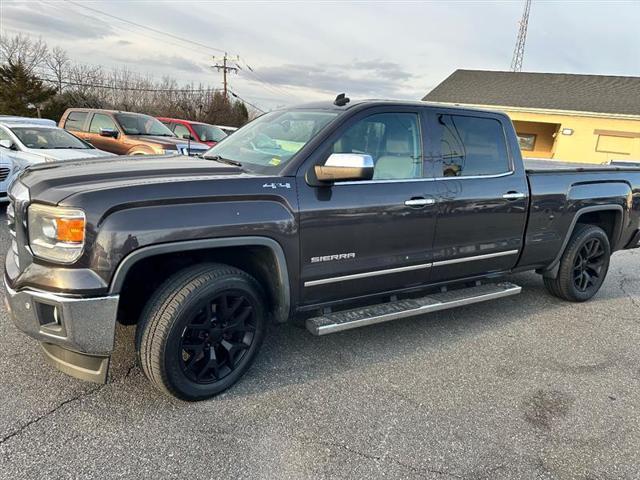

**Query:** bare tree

left=0, top=33, right=48, bottom=73
left=45, top=46, right=71, bottom=93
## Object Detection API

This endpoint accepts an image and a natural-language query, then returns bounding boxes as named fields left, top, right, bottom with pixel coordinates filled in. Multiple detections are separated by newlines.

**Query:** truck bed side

left=517, top=167, right=640, bottom=272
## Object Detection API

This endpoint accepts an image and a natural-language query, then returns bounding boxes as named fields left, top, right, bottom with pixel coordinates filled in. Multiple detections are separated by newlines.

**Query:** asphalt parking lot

left=0, top=212, right=639, bottom=480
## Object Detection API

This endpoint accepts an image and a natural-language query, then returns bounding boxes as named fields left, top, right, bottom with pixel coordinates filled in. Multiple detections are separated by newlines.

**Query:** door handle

left=404, top=197, right=436, bottom=207
left=502, top=192, right=526, bottom=200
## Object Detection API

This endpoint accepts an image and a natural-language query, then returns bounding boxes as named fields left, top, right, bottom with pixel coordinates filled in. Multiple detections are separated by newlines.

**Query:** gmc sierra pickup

left=5, top=98, right=640, bottom=400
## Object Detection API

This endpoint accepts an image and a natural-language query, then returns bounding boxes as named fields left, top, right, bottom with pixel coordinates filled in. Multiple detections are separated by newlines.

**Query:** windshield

left=115, top=113, right=176, bottom=136
left=12, top=127, right=91, bottom=149
left=204, top=110, right=338, bottom=172
left=192, top=124, right=227, bottom=143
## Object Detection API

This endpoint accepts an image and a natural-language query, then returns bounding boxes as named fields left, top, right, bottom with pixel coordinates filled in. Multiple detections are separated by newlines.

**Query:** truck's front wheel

left=136, top=264, right=267, bottom=401
left=543, top=224, right=611, bottom=302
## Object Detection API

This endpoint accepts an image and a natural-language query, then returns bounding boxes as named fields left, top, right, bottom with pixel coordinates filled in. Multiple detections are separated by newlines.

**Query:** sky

left=1, top=0, right=639, bottom=111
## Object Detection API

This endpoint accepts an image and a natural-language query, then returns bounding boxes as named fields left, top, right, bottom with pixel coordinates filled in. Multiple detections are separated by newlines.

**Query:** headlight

left=27, top=204, right=86, bottom=263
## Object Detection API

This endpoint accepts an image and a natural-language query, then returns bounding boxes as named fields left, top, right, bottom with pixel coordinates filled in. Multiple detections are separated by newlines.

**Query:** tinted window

left=438, top=114, right=510, bottom=177
left=332, top=112, right=422, bottom=180
left=65, top=111, right=88, bottom=132
left=174, top=123, right=191, bottom=139
left=89, top=113, right=117, bottom=134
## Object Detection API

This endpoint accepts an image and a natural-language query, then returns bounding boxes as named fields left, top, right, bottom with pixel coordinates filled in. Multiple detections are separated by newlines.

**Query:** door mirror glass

left=0, top=139, right=14, bottom=149
left=99, top=128, right=118, bottom=138
left=315, top=153, right=374, bottom=183
left=182, top=133, right=194, bottom=140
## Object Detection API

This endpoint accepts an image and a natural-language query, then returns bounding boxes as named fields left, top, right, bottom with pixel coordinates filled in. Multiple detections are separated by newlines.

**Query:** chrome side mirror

left=99, top=128, right=119, bottom=138
left=315, top=153, right=374, bottom=183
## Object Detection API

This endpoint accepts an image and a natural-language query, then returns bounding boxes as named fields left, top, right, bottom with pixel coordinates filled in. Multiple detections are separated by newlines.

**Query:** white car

left=0, top=121, right=114, bottom=200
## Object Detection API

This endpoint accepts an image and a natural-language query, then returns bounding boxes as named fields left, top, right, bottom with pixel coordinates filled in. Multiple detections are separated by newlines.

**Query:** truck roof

left=288, top=99, right=509, bottom=115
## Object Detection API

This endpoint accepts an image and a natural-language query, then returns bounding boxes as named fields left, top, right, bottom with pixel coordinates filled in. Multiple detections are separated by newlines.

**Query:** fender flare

left=108, top=236, right=291, bottom=322
left=542, top=204, right=624, bottom=278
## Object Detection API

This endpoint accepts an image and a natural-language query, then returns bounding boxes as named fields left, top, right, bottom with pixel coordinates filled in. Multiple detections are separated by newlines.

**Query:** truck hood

left=18, top=154, right=244, bottom=204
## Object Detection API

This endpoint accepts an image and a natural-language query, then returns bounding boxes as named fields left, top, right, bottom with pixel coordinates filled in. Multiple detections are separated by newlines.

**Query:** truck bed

left=524, top=158, right=640, bottom=173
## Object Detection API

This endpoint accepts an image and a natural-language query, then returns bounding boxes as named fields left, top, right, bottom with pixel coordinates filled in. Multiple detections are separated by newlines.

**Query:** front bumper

left=4, top=277, right=119, bottom=383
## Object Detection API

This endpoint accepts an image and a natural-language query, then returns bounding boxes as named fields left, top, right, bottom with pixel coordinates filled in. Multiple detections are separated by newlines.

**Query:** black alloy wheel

left=136, top=264, right=267, bottom=401
left=572, top=238, right=606, bottom=293
left=179, top=291, right=257, bottom=384
left=543, top=224, right=611, bottom=302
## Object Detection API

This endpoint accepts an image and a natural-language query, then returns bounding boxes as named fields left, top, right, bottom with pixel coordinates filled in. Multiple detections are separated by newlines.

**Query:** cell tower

left=510, top=0, right=532, bottom=72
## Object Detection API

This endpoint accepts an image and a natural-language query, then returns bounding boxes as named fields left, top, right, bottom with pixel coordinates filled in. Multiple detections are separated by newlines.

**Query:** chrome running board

left=306, top=282, right=521, bottom=336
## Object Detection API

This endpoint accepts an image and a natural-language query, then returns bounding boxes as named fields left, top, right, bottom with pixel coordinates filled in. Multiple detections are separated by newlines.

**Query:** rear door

left=297, top=106, right=440, bottom=306
left=428, top=109, right=529, bottom=282
left=62, top=111, right=90, bottom=139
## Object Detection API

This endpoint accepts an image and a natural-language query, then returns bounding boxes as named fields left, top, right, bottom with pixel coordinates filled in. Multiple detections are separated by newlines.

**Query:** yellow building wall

left=503, top=110, right=640, bottom=164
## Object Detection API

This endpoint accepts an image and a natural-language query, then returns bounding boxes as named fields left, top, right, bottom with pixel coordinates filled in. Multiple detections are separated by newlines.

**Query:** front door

left=297, top=108, right=439, bottom=306
left=428, top=110, right=529, bottom=283
left=84, top=113, right=126, bottom=154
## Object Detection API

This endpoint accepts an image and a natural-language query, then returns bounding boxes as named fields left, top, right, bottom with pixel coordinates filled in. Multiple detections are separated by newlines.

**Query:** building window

left=517, top=133, right=536, bottom=151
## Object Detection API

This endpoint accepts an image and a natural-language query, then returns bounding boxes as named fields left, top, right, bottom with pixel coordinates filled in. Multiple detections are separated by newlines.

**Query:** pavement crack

left=0, top=385, right=103, bottom=446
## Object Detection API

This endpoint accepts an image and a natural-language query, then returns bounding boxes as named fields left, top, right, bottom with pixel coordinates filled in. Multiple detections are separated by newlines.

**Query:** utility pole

left=510, top=0, right=532, bottom=72
left=212, top=53, right=239, bottom=99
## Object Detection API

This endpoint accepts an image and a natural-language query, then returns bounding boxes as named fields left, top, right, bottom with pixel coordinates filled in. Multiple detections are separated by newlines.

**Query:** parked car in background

left=215, top=125, right=238, bottom=136
left=59, top=109, right=210, bottom=156
left=0, top=116, right=57, bottom=127
left=0, top=121, right=114, bottom=200
left=157, top=117, right=227, bottom=147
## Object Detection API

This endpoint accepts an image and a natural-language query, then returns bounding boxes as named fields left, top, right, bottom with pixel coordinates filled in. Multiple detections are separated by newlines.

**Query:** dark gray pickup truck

left=5, top=98, right=640, bottom=400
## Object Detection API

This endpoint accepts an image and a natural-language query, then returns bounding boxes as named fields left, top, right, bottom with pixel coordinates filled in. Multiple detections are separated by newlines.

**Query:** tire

left=135, top=263, right=267, bottom=401
left=543, top=224, right=611, bottom=302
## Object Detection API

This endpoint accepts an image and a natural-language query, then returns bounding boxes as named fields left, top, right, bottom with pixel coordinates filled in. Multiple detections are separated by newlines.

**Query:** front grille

left=0, top=167, right=10, bottom=181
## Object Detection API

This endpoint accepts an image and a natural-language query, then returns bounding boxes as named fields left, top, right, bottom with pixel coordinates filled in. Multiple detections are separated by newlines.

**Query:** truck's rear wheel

left=136, top=264, right=266, bottom=401
left=543, top=224, right=610, bottom=302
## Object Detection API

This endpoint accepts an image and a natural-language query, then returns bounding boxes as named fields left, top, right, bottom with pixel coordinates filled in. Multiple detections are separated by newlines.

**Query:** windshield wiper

left=201, top=154, right=243, bottom=167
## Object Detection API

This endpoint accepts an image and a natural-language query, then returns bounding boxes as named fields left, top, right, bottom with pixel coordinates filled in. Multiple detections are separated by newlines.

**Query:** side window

left=89, top=114, right=117, bottom=134
left=0, top=128, right=12, bottom=142
left=174, top=124, right=191, bottom=139
left=64, top=111, right=88, bottom=132
left=438, top=114, right=510, bottom=177
left=331, top=112, right=422, bottom=180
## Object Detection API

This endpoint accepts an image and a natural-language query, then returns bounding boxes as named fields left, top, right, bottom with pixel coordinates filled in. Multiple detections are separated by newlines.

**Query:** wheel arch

left=542, top=204, right=623, bottom=278
left=110, top=236, right=291, bottom=324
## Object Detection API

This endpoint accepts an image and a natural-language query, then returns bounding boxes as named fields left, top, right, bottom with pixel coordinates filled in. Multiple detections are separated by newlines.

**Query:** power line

left=212, top=53, right=238, bottom=99
left=229, top=90, right=265, bottom=114
left=58, top=0, right=291, bottom=101
left=37, top=75, right=221, bottom=93
left=64, top=0, right=229, bottom=55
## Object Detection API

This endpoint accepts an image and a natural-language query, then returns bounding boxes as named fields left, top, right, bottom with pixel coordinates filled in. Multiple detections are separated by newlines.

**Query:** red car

left=157, top=117, right=227, bottom=147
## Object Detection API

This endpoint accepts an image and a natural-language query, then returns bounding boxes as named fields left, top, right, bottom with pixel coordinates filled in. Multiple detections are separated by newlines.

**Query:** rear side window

left=89, top=113, right=117, bottom=133
left=64, top=111, right=88, bottom=132
left=437, top=114, right=510, bottom=177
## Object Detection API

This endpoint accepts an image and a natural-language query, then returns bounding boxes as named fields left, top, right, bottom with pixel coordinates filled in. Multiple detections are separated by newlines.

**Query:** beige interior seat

left=373, top=123, right=419, bottom=180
